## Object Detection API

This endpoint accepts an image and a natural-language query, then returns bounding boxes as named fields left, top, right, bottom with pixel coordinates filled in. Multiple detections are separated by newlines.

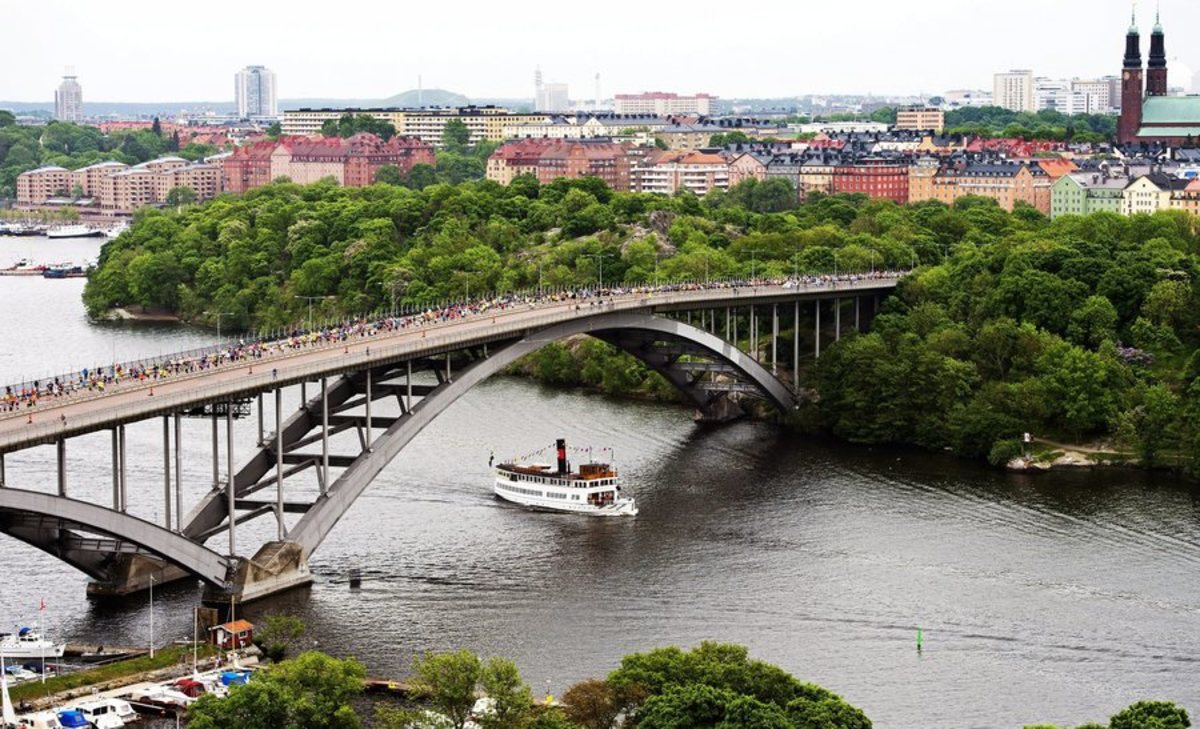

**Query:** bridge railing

left=0, top=273, right=908, bottom=425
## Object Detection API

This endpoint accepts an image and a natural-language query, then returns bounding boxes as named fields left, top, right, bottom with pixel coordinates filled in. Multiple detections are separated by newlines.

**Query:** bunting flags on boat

left=505, top=443, right=617, bottom=464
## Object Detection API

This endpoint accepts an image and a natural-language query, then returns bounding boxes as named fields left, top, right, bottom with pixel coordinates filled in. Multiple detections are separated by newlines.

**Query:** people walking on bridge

left=3, top=270, right=907, bottom=418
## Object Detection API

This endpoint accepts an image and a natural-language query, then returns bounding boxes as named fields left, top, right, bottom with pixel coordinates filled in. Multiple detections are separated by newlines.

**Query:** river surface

left=0, top=235, right=1198, bottom=728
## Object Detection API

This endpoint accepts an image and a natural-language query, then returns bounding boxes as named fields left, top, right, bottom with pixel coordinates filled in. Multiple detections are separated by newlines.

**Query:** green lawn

left=10, top=644, right=218, bottom=703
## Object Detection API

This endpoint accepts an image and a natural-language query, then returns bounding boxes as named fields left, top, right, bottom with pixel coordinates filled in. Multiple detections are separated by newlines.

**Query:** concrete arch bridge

left=0, top=278, right=899, bottom=602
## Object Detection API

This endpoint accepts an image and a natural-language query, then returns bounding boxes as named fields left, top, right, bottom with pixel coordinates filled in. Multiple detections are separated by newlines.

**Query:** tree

left=442, top=118, right=471, bottom=151
left=411, top=650, right=482, bottom=729
left=374, top=165, right=405, bottom=185
left=478, top=657, right=534, bottom=729
left=151, top=117, right=163, bottom=137
left=256, top=613, right=306, bottom=662
left=406, top=163, right=438, bottom=190
left=267, top=121, right=282, bottom=139
left=1109, top=700, right=1190, bottom=729
left=562, top=679, right=621, bottom=729
left=187, top=651, right=365, bottom=729
left=166, top=186, right=198, bottom=207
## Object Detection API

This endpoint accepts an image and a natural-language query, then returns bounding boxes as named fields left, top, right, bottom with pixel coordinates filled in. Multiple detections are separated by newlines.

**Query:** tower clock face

left=1124, top=71, right=1131, bottom=80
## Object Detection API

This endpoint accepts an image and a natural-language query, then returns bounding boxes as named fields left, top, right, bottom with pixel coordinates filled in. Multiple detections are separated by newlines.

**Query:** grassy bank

left=10, top=644, right=218, bottom=704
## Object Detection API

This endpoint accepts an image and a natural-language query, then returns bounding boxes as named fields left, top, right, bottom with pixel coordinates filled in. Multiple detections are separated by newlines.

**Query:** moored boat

left=494, top=439, right=637, bottom=517
left=42, top=264, right=85, bottom=279
left=0, top=626, right=66, bottom=660
left=0, top=259, right=47, bottom=277
left=46, top=225, right=104, bottom=239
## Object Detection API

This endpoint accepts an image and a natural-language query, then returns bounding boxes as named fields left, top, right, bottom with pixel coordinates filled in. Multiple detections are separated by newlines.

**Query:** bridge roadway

left=0, top=276, right=899, bottom=455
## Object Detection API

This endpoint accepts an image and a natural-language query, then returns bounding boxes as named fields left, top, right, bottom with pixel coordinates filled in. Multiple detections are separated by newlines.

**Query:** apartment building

left=633, top=150, right=729, bottom=196
left=74, top=161, right=129, bottom=196
left=281, top=107, right=550, bottom=145
left=1050, top=172, right=1128, bottom=218
left=613, top=92, right=716, bottom=116
left=895, top=107, right=945, bottom=133
left=993, top=70, right=1035, bottom=112
left=15, top=166, right=73, bottom=204
left=486, top=139, right=633, bottom=191
left=831, top=158, right=910, bottom=204
left=222, top=140, right=277, bottom=194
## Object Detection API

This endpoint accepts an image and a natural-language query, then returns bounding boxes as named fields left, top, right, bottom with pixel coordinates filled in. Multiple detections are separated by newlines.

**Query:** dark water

left=1, top=235, right=1198, bottom=728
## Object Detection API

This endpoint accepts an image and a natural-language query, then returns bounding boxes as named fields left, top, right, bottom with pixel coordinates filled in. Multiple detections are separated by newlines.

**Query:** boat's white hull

left=493, top=479, right=637, bottom=517
left=0, top=643, right=65, bottom=659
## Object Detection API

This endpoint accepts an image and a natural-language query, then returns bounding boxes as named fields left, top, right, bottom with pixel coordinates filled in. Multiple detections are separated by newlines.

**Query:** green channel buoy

left=917, top=627, right=924, bottom=652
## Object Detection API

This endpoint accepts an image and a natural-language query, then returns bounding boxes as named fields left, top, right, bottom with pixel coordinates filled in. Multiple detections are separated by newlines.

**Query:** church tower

left=1118, top=10, right=1144, bottom=145
left=1146, top=11, right=1168, bottom=96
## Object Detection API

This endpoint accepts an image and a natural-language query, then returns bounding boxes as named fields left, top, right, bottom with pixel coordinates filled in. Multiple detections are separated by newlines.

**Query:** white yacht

left=0, top=626, right=66, bottom=660
left=46, top=225, right=103, bottom=239
left=494, top=439, right=637, bottom=517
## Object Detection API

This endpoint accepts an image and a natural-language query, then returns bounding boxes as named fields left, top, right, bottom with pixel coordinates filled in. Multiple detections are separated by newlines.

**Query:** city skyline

left=3, top=0, right=1199, bottom=105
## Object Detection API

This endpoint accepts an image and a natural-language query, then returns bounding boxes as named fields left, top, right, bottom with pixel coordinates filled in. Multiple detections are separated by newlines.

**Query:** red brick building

left=832, top=158, right=910, bottom=203
left=222, top=139, right=278, bottom=193
left=486, top=140, right=634, bottom=191
left=341, top=133, right=435, bottom=186
left=222, top=134, right=434, bottom=192
left=535, top=141, right=632, bottom=191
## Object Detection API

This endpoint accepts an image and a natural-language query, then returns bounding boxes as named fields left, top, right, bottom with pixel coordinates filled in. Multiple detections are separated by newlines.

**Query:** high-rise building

left=993, top=70, right=1034, bottom=112
left=55, top=70, right=83, bottom=122
left=235, top=65, right=277, bottom=119
left=537, top=83, right=570, bottom=112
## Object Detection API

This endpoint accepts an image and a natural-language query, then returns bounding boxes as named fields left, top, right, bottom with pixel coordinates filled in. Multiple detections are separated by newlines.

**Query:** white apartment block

left=614, top=92, right=715, bottom=116
left=993, top=70, right=1035, bottom=113
left=236, top=65, right=277, bottom=119
left=55, top=73, right=83, bottom=122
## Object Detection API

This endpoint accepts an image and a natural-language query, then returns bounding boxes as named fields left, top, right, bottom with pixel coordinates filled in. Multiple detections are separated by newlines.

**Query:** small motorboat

left=15, top=711, right=64, bottom=729
left=68, top=699, right=124, bottom=729
left=0, top=259, right=47, bottom=277
left=54, top=710, right=90, bottom=729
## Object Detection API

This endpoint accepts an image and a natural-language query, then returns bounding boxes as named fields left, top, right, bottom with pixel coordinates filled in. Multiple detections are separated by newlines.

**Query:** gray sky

left=4, top=0, right=1199, bottom=103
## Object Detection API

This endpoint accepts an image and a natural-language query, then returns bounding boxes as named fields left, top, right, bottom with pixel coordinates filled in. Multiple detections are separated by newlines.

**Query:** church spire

left=1146, top=4, right=1168, bottom=93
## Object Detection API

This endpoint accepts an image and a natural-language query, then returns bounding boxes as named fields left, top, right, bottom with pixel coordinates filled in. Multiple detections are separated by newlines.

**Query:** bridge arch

left=0, top=488, right=230, bottom=588
left=288, top=311, right=795, bottom=556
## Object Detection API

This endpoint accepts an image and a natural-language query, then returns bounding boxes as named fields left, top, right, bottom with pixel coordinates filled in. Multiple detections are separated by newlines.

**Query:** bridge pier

left=87, top=556, right=191, bottom=598
left=201, top=541, right=312, bottom=606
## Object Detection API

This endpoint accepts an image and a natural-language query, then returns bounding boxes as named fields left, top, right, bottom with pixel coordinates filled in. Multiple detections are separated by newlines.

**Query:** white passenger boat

left=0, top=626, right=65, bottom=660
left=46, top=225, right=103, bottom=239
left=493, top=439, right=637, bottom=517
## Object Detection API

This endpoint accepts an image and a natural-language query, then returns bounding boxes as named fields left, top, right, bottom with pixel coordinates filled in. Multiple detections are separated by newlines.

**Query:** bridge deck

left=0, top=278, right=898, bottom=453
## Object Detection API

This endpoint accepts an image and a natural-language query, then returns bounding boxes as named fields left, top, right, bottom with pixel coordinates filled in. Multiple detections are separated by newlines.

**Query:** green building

left=1050, top=172, right=1128, bottom=219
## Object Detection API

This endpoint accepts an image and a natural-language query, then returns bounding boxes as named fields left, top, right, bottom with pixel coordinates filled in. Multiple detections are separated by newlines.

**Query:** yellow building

left=281, top=107, right=551, bottom=146
left=895, top=107, right=946, bottom=133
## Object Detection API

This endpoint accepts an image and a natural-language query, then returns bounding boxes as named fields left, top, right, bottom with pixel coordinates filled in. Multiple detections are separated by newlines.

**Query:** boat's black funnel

left=556, top=439, right=568, bottom=475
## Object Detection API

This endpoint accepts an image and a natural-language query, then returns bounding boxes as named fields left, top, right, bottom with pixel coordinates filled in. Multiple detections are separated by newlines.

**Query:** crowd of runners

left=1, top=272, right=903, bottom=417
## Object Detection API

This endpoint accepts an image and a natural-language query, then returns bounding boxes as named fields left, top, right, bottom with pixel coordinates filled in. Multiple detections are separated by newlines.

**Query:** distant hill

left=379, top=89, right=470, bottom=107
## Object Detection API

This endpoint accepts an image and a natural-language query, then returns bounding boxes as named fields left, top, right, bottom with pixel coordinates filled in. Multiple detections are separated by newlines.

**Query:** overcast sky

left=4, top=0, right=1199, bottom=103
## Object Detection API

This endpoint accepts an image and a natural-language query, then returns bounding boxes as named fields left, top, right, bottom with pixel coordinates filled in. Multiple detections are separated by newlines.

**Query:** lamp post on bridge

left=205, top=311, right=235, bottom=342
left=380, top=279, right=407, bottom=314
left=747, top=249, right=762, bottom=284
left=298, top=295, right=333, bottom=332
left=582, top=253, right=612, bottom=292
